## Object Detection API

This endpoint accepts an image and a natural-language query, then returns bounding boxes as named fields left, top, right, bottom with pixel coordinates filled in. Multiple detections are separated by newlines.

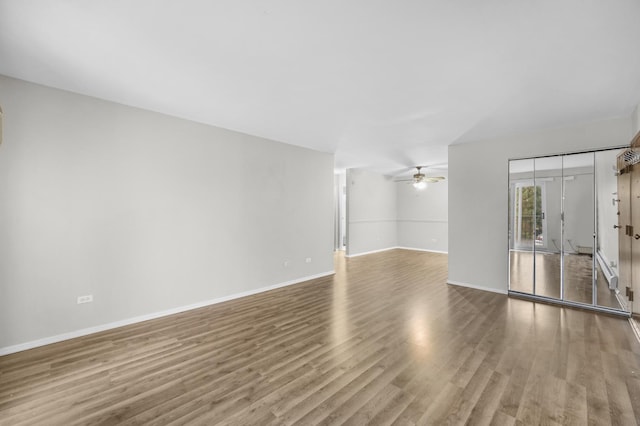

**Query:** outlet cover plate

left=77, top=295, right=93, bottom=304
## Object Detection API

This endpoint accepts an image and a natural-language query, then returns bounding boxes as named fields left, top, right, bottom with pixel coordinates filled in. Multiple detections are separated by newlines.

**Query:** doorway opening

left=334, top=172, right=347, bottom=251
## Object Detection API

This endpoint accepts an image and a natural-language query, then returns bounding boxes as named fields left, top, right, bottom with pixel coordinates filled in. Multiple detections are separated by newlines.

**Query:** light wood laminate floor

left=1, top=249, right=640, bottom=425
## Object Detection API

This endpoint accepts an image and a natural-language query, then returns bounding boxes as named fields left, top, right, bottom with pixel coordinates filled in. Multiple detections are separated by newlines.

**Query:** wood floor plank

left=366, top=388, right=415, bottom=426
left=467, top=370, right=511, bottom=426
left=1, top=249, right=640, bottom=425
left=442, top=362, right=494, bottom=424
left=341, top=383, right=402, bottom=426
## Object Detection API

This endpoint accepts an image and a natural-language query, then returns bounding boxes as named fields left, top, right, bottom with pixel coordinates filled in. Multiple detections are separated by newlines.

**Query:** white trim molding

left=348, top=219, right=397, bottom=224
left=345, top=247, right=396, bottom=258
left=396, top=219, right=448, bottom=224
left=347, top=246, right=448, bottom=258
left=395, top=246, right=448, bottom=254
left=0, top=271, right=335, bottom=356
left=447, top=280, right=508, bottom=295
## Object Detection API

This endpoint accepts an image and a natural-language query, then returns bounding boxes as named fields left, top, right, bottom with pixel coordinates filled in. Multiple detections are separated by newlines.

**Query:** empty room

left=1, top=1, right=640, bottom=425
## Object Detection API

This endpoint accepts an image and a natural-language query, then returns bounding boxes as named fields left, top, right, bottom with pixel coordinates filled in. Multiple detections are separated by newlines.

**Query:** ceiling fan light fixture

left=412, top=166, right=427, bottom=189
left=413, top=180, right=427, bottom=190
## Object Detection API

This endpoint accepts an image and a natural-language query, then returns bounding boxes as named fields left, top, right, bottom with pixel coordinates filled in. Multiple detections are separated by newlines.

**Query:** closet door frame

left=508, top=146, right=630, bottom=317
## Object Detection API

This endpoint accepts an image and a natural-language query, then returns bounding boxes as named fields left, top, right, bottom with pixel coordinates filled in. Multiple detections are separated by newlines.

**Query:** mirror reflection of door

left=615, top=147, right=640, bottom=315
left=618, top=171, right=631, bottom=310
left=513, top=182, right=546, bottom=250
left=620, top=164, right=640, bottom=313
left=628, top=163, right=640, bottom=314
left=613, top=149, right=639, bottom=314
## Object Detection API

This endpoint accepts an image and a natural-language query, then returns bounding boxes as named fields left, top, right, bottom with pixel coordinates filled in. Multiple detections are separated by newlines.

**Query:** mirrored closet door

left=508, top=147, right=630, bottom=315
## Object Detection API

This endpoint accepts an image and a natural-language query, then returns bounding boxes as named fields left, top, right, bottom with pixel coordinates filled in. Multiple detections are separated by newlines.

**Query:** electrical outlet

left=305, top=257, right=312, bottom=263
left=77, top=295, right=93, bottom=304
left=283, top=260, right=290, bottom=267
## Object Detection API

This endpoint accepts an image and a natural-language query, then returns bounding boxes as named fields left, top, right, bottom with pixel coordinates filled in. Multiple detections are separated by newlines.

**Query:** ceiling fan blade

left=425, top=176, right=445, bottom=182
left=390, top=167, right=416, bottom=177
left=427, top=163, right=448, bottom=170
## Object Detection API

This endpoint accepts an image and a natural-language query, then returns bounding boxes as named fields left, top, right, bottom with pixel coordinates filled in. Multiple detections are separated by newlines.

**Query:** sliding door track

left=508, top=290, right=632, bottom=318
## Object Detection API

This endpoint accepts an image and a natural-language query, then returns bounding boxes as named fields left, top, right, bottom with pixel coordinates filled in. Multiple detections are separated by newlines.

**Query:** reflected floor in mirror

left=1, top=249, right=640, bottom=425
left=510, top=250, right=621, bottom=310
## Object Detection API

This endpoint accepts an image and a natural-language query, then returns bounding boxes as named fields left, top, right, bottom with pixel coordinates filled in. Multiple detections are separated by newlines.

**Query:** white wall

left=396, top=171, right=448, bottom=253
left=449, top=117, right=632, bottom=293
left=0, top=75, right=334, bottom=352
left=346, top=168, right=397, bottom=256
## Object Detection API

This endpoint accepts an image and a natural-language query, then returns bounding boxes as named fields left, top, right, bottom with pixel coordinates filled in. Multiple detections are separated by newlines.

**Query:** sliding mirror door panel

left=562, top=152, right=595, bottom=305
left=630, top=164, right=640, bottom=313
left=595, top=149, right=622, bottom=310
left=509, top=159, right=535, bottom=294
left=533, top=156, right=562, bottom=300
left=618, top=164, right=632, bottom=311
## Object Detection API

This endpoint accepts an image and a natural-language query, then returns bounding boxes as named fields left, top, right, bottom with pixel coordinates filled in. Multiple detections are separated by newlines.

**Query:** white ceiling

left=1, top=0, right=640, bottom=176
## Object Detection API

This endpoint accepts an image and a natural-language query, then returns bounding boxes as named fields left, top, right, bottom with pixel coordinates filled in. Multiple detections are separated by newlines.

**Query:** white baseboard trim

left=0, top=270, right=335, bottom=356
left=345, top=247, right=396, bottom=258
left=447, top=279, right=508, bottom=295
left=347, top=246, right=448, bottom=258
left=395, top=246, right=448, bottom=254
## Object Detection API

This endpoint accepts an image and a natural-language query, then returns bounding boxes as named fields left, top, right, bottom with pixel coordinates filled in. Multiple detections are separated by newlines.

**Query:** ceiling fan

left=396, top=166, right=445, bottom=189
